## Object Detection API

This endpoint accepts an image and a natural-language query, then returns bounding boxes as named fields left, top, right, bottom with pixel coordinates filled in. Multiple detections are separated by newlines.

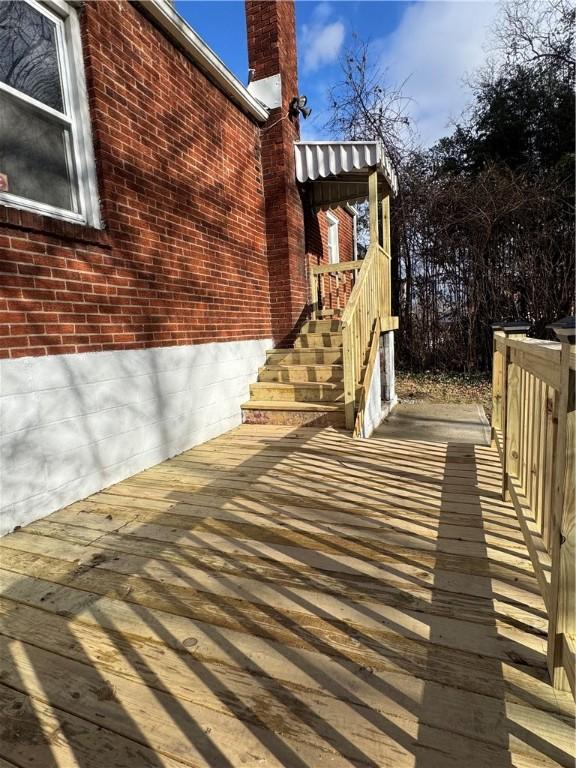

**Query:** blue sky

left=174, top=1, right=499, bottom=148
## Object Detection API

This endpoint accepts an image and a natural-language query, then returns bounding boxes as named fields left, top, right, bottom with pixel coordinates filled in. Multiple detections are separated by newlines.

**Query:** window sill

left=0, top=203, right=110, bottom=247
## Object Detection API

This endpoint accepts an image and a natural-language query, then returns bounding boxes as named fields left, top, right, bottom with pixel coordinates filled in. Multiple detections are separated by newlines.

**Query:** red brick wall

left=336, top=208, right=355, bottom=264
left=246, top=0, right=307, bottom=345
left=306, top=206, right=355, bottom=313
left=306, top=207, right=354, bottom=267
left=0, top=1, right=271, bottom=359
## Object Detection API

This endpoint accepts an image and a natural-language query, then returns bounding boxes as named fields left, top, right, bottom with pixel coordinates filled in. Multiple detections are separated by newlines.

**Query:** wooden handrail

left=341, top=242, right=389, bottom=428
left=491, top=325, right=575, bottom=697
left=312, top=259, right=364, bottom=275
left=309, top=260, right=362, bottom=320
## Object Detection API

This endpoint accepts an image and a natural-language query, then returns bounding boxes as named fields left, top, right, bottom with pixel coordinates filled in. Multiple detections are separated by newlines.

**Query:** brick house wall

left=246, top=2, right=355, bottom=336
left=306, top=206, right=356, bottom=312
left=0, top=0, right=355, bottom=535
left=1, top=1, right=271, bottom=360
left=0, top=0, right=274, bottom=534
left=246, top=0, right=307, bottom=345
left=306, top=207, right=355, bottom=267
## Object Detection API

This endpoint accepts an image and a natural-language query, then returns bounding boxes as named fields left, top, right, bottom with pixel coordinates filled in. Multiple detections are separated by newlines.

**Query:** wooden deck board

left=0, top=424, right=573, bottom=767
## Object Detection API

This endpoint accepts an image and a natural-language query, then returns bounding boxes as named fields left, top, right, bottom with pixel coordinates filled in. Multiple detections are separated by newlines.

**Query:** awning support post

left=368, top=168, right=379, bottom=248
left=381, top=191, right=391, bottom=256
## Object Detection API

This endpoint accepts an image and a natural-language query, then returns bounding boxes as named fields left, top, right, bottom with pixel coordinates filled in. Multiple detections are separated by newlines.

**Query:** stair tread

left=298, top=333, right=342, bottom=337
left=269, top=347, right=343, bottom=353
left=241, top=400, right=345, bottom=412
left=263, top=363, right=343, bottom=369
left=252, top=381, right=343, bottom=389
left=301, top=321, right=343, bottom=332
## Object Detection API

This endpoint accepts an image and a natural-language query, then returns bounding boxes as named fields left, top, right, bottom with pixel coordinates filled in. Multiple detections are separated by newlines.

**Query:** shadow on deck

left=0, top=424, right=573, bottom=767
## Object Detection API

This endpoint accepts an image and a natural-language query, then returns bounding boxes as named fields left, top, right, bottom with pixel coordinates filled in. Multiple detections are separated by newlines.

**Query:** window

left=326, top=210, right=339, bottom=264
left=347, top=204, right=358, bottom=260
left=0, top=0, right=100, bottom=226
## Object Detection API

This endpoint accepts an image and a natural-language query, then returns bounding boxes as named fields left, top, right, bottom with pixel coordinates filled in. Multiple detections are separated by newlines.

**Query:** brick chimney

left=246, top=0, right=307, bottom=344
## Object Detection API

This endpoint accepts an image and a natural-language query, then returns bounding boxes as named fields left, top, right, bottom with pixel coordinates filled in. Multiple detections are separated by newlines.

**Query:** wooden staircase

left=243, top=167, right=397, bottom=434
left=241, top=316, right=347, bottom=427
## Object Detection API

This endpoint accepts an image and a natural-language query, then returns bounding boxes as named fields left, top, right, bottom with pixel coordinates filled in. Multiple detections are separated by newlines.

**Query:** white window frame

left=0, top=0, right=101, bottom=227
left=326, top=210, right=340, bottom=264
left=345, top=203, right=359, bottom=260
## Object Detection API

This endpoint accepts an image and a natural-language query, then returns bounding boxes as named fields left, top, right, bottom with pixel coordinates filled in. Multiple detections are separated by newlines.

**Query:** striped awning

left=294, top=141, right=398, bottom=209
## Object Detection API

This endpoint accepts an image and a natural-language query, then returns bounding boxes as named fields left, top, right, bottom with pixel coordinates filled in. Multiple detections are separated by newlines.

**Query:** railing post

left=493, top=321, right=531, bottom=501
left=381, top=192, right=391, bottom=256
left=546, top=316, right=576, bottom=693
left=342, top=323, right=356, bottom=430
left=490, top=325, right=503, bottom=436
left=368, top=168, right=379, bottom=248
left=380, top=191, right=392, bottom=318
left=309, top=266, right=318, bottom=320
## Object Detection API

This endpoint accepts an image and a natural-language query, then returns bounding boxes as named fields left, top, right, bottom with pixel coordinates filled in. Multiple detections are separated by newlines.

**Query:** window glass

left=0, top=0, right=99, bottom=225
left=0, top=90, right=74, bottom=210
left=0, top=0, right=64, bottom=112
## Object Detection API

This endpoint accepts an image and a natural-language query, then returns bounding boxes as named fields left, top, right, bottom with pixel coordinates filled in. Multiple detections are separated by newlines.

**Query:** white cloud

left=301, top=3, right=345, bottom=73
left=377, top=1, right=499, bottom=148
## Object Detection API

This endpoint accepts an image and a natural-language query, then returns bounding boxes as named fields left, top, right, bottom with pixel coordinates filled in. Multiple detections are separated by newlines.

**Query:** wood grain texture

left=0, top=424, right=573, bottom=767
left=491, top=330, right=574, bottom=697
left=548, top=346, right=576, bottom=693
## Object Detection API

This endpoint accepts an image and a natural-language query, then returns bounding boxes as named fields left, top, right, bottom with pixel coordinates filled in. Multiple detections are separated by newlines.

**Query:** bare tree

left=395, top=163, right=574, bottom=372
left=324, top=11, right=574, bottom=374
left=490, top=0, right=575, bottom=73
left=322, top=34, right=416, bottom=317
left=324, top=35, right=415, bottom=169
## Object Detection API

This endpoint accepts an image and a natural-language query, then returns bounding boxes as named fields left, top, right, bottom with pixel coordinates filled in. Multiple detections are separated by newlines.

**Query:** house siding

left=0, top=338, right=271, bottom=537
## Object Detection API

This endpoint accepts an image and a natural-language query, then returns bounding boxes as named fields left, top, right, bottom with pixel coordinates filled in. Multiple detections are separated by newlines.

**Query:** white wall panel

left=0, top=338, right=271, bottom=536
left=358, top=347, right=384, bottom=439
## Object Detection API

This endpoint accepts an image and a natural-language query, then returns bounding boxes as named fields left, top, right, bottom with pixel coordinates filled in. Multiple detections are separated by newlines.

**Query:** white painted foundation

left=381, top=330, right=396, bottom=402
left=0, top=338, right=272, bottom=536
left=380, top=329, right=398, bottom=421
left=358, top=346, right=383, bottom=438
left=356, top=332, right=398, bottom=439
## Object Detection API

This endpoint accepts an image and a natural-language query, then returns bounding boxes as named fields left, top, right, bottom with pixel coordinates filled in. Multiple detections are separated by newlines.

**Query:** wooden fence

left=491, top=319, right=575, bottom=695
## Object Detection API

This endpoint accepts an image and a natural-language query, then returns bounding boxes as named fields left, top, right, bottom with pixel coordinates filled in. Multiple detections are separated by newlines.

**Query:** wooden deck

left=0, top=424, right=573, bottom=767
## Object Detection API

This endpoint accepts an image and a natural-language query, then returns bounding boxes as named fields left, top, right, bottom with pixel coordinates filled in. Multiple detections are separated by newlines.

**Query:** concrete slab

left=374, top=401, right=490, bottom=445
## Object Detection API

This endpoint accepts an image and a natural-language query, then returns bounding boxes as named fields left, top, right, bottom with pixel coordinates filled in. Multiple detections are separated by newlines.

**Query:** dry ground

left=396, top=371, right=492, bottom=419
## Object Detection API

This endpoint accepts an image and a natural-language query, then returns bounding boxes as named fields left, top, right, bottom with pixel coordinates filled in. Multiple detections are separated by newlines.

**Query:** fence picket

left=491, top=321, right=575, bottom=696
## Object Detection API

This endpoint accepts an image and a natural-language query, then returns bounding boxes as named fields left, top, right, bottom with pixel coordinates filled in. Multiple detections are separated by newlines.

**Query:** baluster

left=535, top=378, right=546, bottom=528
left=493, top=321, right=530, bottom=500
left=519, top=368, right=527, bottom=491
left=490, top=328, right=503, bottom=435
left=544, top=388, right=558, bottom=551
left=343, top=323, right=355, bottom=430
left=526, top=373, right=534, bottom=504
left=309, top=267, right=318, bottom=320
left=531, top=376, right=541, bottom=510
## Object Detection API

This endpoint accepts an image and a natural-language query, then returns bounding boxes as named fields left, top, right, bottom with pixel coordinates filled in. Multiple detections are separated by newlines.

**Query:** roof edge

left=294, top=140, right=398, bottom=195
left=136, top=1, right=269, bottom=122
left=294, top=140, right=381, bottom=146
